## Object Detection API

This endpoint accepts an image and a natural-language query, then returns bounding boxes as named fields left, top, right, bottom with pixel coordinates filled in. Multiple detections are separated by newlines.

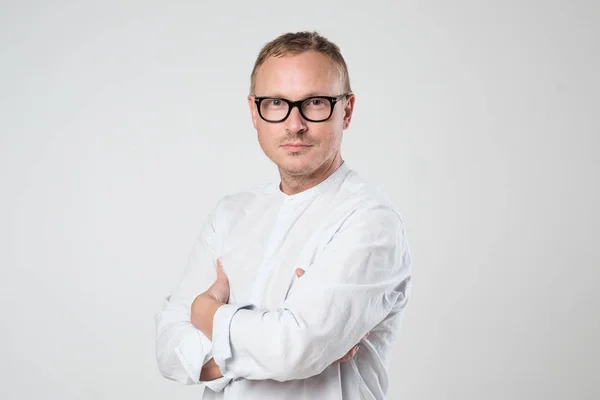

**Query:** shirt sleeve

left=154, top=202, right=232, bottom=391
left=211, top=203, right=412, bottom=382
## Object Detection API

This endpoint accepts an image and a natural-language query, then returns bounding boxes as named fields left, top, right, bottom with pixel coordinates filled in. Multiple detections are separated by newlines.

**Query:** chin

left=278, top=158, right=314, bottom=176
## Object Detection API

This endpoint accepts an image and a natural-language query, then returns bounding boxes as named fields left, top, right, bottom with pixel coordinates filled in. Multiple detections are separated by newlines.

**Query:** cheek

left=312, top=126, right=340, bottom=148
left=257, top=126, right=280, bottom=149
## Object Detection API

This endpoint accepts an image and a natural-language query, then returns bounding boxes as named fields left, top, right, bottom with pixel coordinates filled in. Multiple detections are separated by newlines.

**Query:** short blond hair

left=250, top=31, right=352, bottom=94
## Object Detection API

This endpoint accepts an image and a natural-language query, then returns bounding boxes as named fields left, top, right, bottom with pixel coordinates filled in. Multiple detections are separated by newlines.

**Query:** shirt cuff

left=203, top=376, right=231, bottom=392
left=174, top=329, right=233, bottom=391
left=174, top=329, right=214, bottom=384
left=212, top=303, right=254, bottom=378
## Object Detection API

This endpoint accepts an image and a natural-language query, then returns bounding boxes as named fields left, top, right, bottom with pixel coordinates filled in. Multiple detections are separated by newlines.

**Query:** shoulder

left=333, top=168, right=411, bottom=267
left=337, top=167, right=405, bottom=228
left=208, top=182, right=274, bottom=223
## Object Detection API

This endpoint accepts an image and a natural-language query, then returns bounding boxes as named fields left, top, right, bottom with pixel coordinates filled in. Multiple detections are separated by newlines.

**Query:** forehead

left=254, top=51, right=343, bottom=99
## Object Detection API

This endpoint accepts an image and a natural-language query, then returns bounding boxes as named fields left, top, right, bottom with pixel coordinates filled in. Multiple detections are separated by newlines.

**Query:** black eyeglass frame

left=252, top=93, right=349, bottom=123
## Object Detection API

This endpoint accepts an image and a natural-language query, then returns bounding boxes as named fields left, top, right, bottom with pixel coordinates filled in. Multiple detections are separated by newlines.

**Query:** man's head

left=248, top=32, right=355, bottom=181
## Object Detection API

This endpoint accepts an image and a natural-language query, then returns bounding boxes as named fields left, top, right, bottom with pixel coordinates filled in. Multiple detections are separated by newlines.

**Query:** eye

left=304, top=98, right=328, bottom=109
left=264, top=98, right=285, bottom=108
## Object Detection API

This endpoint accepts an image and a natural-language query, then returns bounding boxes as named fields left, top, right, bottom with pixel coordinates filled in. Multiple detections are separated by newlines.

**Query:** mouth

left=281, top=143, right=312, bottom=150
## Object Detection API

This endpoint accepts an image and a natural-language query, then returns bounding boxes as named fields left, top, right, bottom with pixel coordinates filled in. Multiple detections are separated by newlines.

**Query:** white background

left=1, top=1, right=598, bottom=399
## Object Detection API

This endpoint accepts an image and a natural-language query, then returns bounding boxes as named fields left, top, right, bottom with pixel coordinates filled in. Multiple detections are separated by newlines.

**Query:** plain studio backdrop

left=1, top=1, right=598, bottom=399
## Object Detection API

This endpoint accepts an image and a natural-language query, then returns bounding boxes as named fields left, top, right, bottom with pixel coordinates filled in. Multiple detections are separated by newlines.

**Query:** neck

left=279, top=154, right=343, bottom=195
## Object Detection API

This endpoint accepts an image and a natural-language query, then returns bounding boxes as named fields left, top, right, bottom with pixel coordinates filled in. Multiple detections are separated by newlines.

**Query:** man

left=154, top=31, right=412, bottom=399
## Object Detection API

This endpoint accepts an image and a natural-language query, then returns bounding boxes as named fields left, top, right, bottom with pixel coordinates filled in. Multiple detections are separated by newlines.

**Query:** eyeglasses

left=253, top=94, right=348, bottom=123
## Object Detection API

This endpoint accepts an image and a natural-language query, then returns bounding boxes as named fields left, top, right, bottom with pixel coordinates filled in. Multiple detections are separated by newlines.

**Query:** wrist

left=191, top=294, right=224, bottom=340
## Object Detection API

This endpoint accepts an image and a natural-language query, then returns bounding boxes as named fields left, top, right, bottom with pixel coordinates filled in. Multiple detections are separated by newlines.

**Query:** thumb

left=295, top=268, right=305, bottom=278
left=216, top=259, right=228, bottom=282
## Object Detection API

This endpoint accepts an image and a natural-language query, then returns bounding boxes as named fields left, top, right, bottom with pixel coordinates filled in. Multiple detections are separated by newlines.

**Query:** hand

left=294, top=268, right=369, bottom=364
left=203, top=259, right=230, bottom=304
left=200, top=358, right=223, bottom=381
left=190, top=259, right=230, bottom=339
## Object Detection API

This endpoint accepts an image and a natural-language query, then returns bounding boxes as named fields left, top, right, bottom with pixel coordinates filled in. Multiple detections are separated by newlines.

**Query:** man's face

left=248, top=51, right=355, bottom=178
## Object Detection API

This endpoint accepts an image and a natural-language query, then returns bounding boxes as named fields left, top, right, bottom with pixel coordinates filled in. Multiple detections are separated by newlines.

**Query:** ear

left=248, top=95, right=258, bottom=130
left=342, top=94, right=356, bottom=130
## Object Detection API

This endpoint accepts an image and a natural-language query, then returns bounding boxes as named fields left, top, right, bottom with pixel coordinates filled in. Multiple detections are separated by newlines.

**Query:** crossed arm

left=155, top=202, right=410, bottom=386
left=196, top=267, right=365, bottom=382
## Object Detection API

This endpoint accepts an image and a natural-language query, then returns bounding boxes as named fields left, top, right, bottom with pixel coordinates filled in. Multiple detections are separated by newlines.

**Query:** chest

left=216, top=198, right=346, bottom=308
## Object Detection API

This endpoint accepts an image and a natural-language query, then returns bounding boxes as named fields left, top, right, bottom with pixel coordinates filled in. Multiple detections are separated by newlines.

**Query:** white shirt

left=154, top=162, right=412, bottom=399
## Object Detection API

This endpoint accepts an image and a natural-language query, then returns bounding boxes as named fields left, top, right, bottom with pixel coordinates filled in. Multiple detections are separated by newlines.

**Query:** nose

left=284, top=106, right=307, bottom=134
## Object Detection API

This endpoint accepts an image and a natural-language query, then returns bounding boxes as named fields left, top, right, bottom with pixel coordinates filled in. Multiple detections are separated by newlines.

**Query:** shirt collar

left=269, top=161, right=350, bottom=203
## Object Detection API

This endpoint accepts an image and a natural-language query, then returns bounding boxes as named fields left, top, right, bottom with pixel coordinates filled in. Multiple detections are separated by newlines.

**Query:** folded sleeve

left=154, top=201, right=232, bottom=391
left=211, top=203, right=412, bottom=382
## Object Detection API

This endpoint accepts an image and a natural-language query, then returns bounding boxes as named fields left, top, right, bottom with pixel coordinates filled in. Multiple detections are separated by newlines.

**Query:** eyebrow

left=256, top=92, right=332, bottom=99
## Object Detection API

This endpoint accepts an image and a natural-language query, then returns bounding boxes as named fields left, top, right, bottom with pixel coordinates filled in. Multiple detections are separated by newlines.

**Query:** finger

left=340, top=346, right=358, bottom=362
left=295, top=268, right=305, bottom=278
left=336, top=346, right=358, bottom=363
left=335, top=354, right=348, bottom=363
left=216, top=259, right=229, bottom=282
left=341, top=351, right=353, bottom=362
